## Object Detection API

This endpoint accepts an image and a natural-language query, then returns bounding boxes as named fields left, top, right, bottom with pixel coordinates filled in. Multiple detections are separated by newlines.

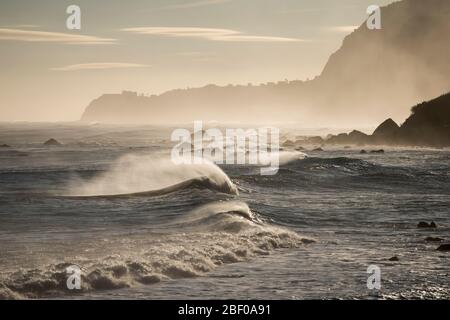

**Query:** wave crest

left=66, top=154, right=238, bottom=196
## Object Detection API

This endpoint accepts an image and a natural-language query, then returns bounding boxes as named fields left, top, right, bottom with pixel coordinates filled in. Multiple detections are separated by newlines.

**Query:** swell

left=235, top=156, right=450, bottom=192
left=0, top=201, right=313, bottom=299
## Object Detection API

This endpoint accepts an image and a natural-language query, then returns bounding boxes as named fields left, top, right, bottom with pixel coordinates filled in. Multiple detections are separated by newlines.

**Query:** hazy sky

left=0, top=0, right=395, bottom=121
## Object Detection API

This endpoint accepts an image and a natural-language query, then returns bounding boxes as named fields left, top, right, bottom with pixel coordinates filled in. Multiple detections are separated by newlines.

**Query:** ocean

left=0, top=123, right=449, bottom=299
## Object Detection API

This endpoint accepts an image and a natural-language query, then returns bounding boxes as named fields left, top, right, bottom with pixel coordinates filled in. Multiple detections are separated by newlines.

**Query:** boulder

left=370, top=149, right=385, bottom=154
left=348, top=130, right=370, bottom=144
left=360, top=149, right=367, bottom=154
left=312, top=147, right=324, bottom=152
left=417, top=221, right=437, bottom=229
left=282, top=140, right=295, bottom=147
left=436, top=244, right=450, bottom=252
left=0, top=144, right=11, bottom=148
left=326, top=133, right=348, bottom=144
left=388, top=256, right=399, bottom=261
left=305, top=136, right=324, bottom=145
left=372, top=118, right=400, bottom=137
left=43, top=138, right=62, bottom=146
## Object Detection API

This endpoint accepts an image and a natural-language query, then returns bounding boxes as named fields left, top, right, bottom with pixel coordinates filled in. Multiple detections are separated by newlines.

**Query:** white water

left=67, top=154, right=237, bottom=196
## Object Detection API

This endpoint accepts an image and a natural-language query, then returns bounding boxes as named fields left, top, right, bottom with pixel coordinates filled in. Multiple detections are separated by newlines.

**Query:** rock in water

left=282, top=140, right=295, bottom=148
left=372, top=119, right=400, bottom=141
left=44, top=138, right=62, bottom=146
left=436, top=244, right=450, bottom=252
left=417, top=221, right=437, bottom=229
left=425, top=237, right=443, bottom=242
left=0, top=144, right=11, bottom=148
left=418, top=222, right=428, bottom=228
left=388, top=256, right=399, bottom=261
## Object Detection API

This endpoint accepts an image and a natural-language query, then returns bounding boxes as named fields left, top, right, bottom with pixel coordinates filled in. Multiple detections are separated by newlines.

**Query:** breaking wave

left=0, top=201, right=313, bottom=299
left=66, top=154, right=238, bottom=196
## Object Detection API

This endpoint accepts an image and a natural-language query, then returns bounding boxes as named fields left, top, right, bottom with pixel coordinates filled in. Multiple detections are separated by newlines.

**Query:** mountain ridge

left=81, top=0, right=450, bottom=126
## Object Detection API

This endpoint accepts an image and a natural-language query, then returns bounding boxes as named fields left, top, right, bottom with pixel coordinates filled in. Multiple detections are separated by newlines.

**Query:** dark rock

left=326, top=133, right=348, bottom=144
left=436, top=244, right=450, bottom=252
left=417, top=221, right=437, bottom=229
left=400, top=92, right=450, bottom=147
left=425, top=237, right=444, bottom=242
left=295, top=146, right=305, bottom=151
left=312, top=147, right=324, bottom=152
left=372, top=118, right=400, bottom=138
left=44, top=138, right=62, bottom=146
left=360, top=149, right=367, bottom=154
left=0, top=144, right=11, bottom=148
left=324, top=92, right=450, bottom=148
left=388, top=256, right=399, bottom=261
left=348, top=130, right=370, bottom=144
left=370, top=149, right=385, bottom=154
left=305, top=136, right=324, bottom=145
left=417, top=221, right=430, bottom=228
left=282, top=140, right=295, bottom=147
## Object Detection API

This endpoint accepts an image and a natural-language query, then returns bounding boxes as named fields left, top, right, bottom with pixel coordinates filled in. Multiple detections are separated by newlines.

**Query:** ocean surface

left=0, top=123, right=449, bottom=300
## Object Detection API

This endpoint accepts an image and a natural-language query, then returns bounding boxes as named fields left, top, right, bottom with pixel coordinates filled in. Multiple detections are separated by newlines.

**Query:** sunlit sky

left=0, top=0, right=395, bottom=121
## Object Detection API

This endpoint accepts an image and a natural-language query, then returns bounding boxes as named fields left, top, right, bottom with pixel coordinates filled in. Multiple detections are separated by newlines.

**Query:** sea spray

left=66, top=154, right=237, bottom=196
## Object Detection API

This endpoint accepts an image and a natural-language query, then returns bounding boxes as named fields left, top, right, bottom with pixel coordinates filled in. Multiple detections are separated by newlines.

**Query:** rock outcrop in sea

left=325, top=92, right=450, bottom=147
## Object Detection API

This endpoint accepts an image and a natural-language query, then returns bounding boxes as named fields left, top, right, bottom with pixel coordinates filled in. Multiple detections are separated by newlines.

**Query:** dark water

left=0, top=123, right=449, bottom=299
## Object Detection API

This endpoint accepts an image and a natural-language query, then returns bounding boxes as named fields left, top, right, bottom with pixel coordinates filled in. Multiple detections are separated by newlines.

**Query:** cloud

left=161, top=0, right=231, bottom=10
left=0, top=24, right=40, bottom=28
left=122, top=27, right=303, bottom=42
left=326, top=25, right=359, bottom=33
left=0, top=28, right=116, bottom=44
left=51, top=63, right=149, bottom=71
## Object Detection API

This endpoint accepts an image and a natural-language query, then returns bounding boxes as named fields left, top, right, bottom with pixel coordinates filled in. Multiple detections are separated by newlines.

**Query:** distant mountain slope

left=81, top=0, right=450, bottom=125
left=315, top=0, right=450, bottom=123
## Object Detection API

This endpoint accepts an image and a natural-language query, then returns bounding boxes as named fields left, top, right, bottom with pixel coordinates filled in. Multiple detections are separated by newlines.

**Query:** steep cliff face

left=316, top=0, right=450, bottom=122
left=81, top=0, right=450, bottom=125
left=398, top=92, right=450, bottom=146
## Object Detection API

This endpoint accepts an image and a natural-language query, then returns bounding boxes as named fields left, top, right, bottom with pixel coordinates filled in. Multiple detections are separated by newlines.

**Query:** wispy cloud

left=0, top=28, right=116, bottom=44
left=161, top=0, right=231, bottom=10
left=326, top=25, right=359, bottom=33
left=51, top=63, right=149, bottom=71
left=0, top=24, right=40, bottom=28
left=122, top=27, right=303, bottom=43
